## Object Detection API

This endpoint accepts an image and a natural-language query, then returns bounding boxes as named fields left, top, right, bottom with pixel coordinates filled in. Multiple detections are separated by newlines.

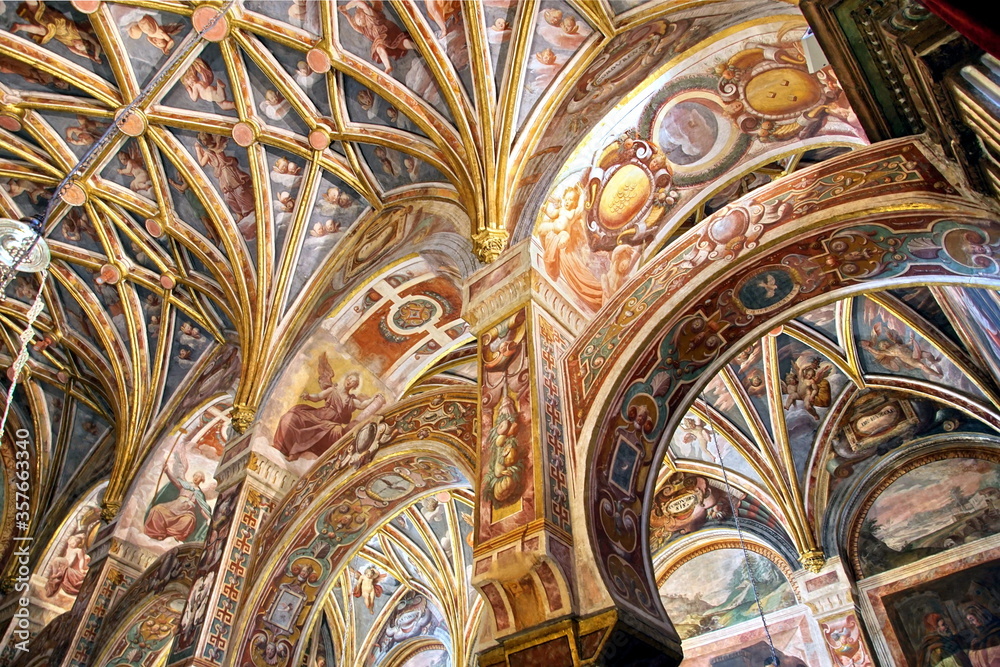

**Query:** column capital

left=214, top=428, right=296, bottom=495
left=463, top=238, right=587, bottom=336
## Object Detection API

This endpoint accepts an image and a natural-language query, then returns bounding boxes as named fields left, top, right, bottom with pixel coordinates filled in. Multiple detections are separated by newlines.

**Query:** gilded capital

left=100, top=500, right=121, bottom=522
left=231, top=404, right=256, bottom=434
left=799, top=548, right=826, bottom=574
left=473, top=227, right=508, bottom=264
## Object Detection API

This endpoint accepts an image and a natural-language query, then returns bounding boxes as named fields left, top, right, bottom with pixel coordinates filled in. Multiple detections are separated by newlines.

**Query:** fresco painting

left=254, top=332, right=389, bottom=478
left=161, top=42, right=237, bottom=115
left=337, top=0, right=452, bottom=120
left=730, top=341, right=772, bottom=436
left=243, top=0, right=320, bottom=34
left=31, top=482, right=105, bottom=610
left=367, top=591, right=450, bottom=666
left=888, top=287, right=964, bottom=352
left=96, top=594, right=187, bottom=667
left=479, top=310, right=535, bottom=538
left=398, top=648, right=450, bottom=667
left=649, top=472, right=779, bottom=553
left=535, top=125, right=674, bottom=313
left=658, top=549, right=796, bottom=639
left=821, top=615, right=874, bottom=667
left=327, top=257, right=471, bottom=389
left=117, top=398, right=230, bottom=555
left=857, top=458, right=1000, bottom=577
left=797, top=302, right=840, bottom=343
left=669, top=409, right=762, bottom=486
left=110, top=5, right=188, bottom=86
left=518, top=2, right=593, bottom=127
left=944, top=287, right=1000, bottom=386
left=287, top=172, right=367, bottom=299
left=856, top=297, right=983, bottom=398
left=777, top=336, right=849, bottom=480
left=485, top=0, right=517, bottom=86
left=879, top=559, right=1000, bottom=667
left=679, top=612, right=818, bottom=667
left=57, top=400, right=110, bottom=492
left=701, top=373, right=755, bottom=442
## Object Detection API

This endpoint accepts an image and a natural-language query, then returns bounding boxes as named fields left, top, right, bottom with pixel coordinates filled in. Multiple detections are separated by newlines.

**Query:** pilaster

left=166, top=429, right=287, bottom=667
left=464, top=239, right=681, bottom=666
left=793, top=557, right=877, bottom=667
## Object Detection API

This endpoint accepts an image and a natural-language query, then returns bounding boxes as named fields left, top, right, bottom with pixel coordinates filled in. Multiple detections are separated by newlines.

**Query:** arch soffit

left=234, top=387, right=478, bottom=667
left=570, top=136, right=1000, bottom=629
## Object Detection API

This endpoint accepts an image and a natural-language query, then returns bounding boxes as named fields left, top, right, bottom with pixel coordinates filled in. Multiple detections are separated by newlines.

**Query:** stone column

left=794, top=557, right=877, bottom=667
left=464, top=240, right=682, bottom=667
left=166, top=429, right=292, bottom=667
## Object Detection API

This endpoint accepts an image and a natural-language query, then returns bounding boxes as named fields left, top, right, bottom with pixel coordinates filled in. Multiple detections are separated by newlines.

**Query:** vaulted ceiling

left=0, top=0, right=820, bottom=524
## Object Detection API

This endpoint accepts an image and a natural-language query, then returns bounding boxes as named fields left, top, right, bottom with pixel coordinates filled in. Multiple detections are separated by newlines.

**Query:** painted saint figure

left=194, top=133, right=256, bottom=237
left=919, top=613, right=972, bottom=667
left=12, top=0, right=101, bottom=62
left=143, top=452, right=212, bottom=543
left=43, top=533, right=89, bottom=597
left=271, top=353, right=384, bottom=461
left=338, top=0, right=416, bottom=75
left=965, top=604, right=1000, bottom=667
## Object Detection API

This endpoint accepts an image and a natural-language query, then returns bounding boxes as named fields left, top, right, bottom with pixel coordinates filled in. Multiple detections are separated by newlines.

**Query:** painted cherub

left=126, top=14, right=183, bottom=55
left=860, top=322, right=944, bottom=378
left=65, top=115, right=105, bottom=146
left=679, top=413, right=717, bottom=462
left=116, top=143, right=153, bottom=197
left=180, top=58, right=236, bottom=111
left=781, top=353, right=834, bottom=419
left=351, top=564, right=388, bottom=612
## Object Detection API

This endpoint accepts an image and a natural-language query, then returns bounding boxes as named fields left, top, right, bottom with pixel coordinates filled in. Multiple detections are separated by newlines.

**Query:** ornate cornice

left=463, top=238, right=587, bottom=335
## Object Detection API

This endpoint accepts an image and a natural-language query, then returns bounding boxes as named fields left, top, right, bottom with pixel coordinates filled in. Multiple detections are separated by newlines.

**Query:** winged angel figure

left=860, top=322, right=943, bottom=379
left=272, top=353, right=384, bottom=462
left=781, top=353, right=834, bottom=420
left=351, top=564, right=388, bottom=612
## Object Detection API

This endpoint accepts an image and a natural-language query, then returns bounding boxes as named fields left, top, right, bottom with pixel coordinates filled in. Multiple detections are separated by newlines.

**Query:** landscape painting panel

left=857, top=458, right=1000, bottom=577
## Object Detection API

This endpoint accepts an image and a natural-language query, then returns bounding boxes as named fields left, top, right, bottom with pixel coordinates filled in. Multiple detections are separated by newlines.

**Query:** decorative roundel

left=0, top=218, right=50, bottom=272
left=388, top=297, right=439, bottom=334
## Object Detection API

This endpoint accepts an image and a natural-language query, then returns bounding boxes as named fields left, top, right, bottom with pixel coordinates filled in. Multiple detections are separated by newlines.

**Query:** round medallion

left=0, top=114, right=21, bottom=132
left=116, top=109, right=146, bottom=137
left=392, top=298, right=436, bottom=331
left=308, top=128, right=330, bottom=151
left=59, top=182, right=87, bottom=206
left=597, top=164, right=652, bottom=231
left=231, top=122, right=256, bottom=147
left=192, top=6, right=229, bottom=42
left=734, top=265, right=799, bottom=315
left=367, top=473, right=413, bottom=502
left=306, top=48, right=332, bottom=74
left=657, top=101, right=719, bottom=166
left=744, top=67, right=823, bottom=119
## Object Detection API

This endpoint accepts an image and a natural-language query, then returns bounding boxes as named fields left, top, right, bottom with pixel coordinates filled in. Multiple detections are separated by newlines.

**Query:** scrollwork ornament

left=473, top=227, right=508, bottom=263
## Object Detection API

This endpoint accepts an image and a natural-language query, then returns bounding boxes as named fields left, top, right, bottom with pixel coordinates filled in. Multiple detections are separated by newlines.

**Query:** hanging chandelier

left=0, top=216, right=49, bottom=293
